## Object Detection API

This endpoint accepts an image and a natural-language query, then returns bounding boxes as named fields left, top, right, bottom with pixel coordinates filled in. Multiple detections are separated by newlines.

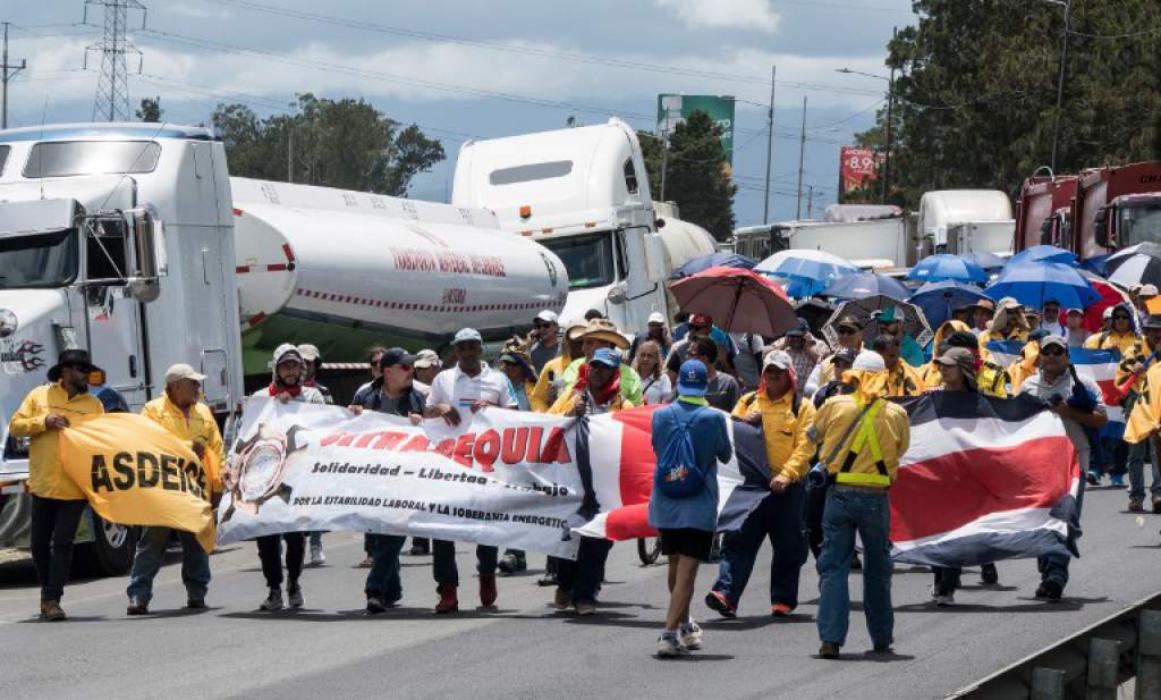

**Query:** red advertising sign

left=840, top=146, right=885, bottom=196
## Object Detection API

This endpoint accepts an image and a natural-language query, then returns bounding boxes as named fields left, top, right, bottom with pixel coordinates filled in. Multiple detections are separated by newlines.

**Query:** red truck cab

left=1072, top=161, right=1161, bottom=260
left=1014, top=175, right=1077, bottom=252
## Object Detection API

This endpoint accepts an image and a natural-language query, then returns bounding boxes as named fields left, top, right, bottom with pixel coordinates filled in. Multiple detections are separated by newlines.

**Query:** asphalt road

left=1, top=483, right=1158, bottom=700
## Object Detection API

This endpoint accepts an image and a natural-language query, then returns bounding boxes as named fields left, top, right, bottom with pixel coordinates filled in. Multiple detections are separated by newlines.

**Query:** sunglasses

left=689, top=324, right=708, bottom=331
left=1113, top=315, right=1132, bottom=321
left=533, top=322, right=554, bottom=329
left=1040, top=346, right=1066, bottom=357
left=838, top=327, right=857, bottom=335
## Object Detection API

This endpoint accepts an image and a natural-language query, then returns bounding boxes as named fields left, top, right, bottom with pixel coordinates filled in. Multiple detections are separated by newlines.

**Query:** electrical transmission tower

left=83, top=0, right=146, bottom=122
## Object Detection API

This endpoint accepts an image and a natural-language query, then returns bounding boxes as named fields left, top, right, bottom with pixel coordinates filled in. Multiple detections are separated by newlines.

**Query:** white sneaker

left=679, top=620, right=703, bottom=650
left=932, top=591, right=955, bottom=607
left=309, top=545, right=326, bottom=567
left=657, top=631, right=683, bottom=658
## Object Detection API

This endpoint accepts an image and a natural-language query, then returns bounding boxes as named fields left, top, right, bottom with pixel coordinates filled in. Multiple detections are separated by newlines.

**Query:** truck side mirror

left=127, top=208, right=167, bottom=302
left=1094, top=208, right=1111, bottom=248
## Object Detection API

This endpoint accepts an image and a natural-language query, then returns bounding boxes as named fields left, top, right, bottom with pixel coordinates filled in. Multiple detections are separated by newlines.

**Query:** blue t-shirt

left=647, top=401, right=733, bottom=532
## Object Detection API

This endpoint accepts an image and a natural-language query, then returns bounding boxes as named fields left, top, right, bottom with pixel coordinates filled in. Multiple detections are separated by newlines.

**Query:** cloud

left=7, top=32, right=888, bottom=130
left=654, top=0, right=781, bottom=33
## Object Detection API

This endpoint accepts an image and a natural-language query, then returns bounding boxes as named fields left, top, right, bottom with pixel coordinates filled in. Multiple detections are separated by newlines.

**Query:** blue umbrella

left=755, top=249, right=858, bottom=298
left=670, top=252, right=756, bottom=279
left=985, top=261, right=1099, bottom=309
left=821, top=272, right=911, bottom=301
left=908, top=280, right=990, bottom=329
left=1006, top=244, right=1077, bottom=268
left=1079, top=254, right=1110, bottom=277
left=956, top=251, right=1006, bottom=271
left=907, top=254, right=989, bottom=283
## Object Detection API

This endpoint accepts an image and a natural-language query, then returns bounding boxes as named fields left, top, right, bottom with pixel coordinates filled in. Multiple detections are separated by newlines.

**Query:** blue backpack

left=654, top=406, right=708, bottom=498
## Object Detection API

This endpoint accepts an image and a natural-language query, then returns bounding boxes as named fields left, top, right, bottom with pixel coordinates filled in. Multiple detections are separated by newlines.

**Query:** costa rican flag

left=890, top=392, right=1080, bottom=566
left=573, top=405, right=745, bottom=541
left=987, top=340, right=1124, bottom=435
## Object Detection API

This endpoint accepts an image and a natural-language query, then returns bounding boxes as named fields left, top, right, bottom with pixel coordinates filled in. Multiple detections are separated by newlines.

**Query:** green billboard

left=656, top=94, right=736, bottom=162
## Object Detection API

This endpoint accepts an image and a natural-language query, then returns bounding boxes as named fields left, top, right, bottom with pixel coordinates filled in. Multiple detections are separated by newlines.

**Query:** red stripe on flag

left=604, top=504, right=656, bottom=540
left=612, top=405, right=663, bottom=507
left=890, top=435, right=1077, bottom=543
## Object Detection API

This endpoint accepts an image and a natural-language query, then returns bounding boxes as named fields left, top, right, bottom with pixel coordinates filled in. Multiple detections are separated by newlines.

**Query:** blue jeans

left=712, top=484, right=807, bottom=608
left=126, top=527, right=210, bottom=603
left=365, top=534, right=406, bottom=601
left=432, top=541, right=498, bottom=587
left=1127, top=439, right=1161, bottom=500
left=1094, top=436, right=1127, bottom=477
left=556, top=536, right=613, bottom=604
left=817, top=488, right=893, bottom=647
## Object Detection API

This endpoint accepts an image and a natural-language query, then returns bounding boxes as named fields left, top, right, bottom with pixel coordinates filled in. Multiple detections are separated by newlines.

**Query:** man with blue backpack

left=649, top=359, right=733, bottom=657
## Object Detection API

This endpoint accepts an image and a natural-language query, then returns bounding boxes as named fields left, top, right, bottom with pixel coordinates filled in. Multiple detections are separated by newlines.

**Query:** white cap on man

left=164, top=363, right=207, bottom=385
left=453, top=327, right=484, bottom=345
left=762, top=350, right=792, bottom=372
left=852, top=350, right=887, bottom=373
left=413, top=349, right=441, bottom=369
left=535, top=310, right=559, bottom=325
left=648, top=311, right=666, bottom=325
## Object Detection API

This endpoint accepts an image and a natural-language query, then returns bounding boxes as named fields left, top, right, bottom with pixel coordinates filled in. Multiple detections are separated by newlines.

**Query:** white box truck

left=916, top=189, right=1014, bottom=258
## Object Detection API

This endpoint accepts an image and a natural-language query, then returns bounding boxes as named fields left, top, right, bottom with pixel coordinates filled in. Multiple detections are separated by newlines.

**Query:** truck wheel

left=74, top=514, right=137, bottom=577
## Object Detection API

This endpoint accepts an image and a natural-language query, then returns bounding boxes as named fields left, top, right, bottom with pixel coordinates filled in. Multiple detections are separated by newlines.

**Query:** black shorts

left=658, top=528, right=714, bottom=562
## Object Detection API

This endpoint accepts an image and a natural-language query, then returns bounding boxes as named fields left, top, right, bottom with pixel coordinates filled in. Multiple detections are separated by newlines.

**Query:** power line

left=2, top=22, right=28, bottom=129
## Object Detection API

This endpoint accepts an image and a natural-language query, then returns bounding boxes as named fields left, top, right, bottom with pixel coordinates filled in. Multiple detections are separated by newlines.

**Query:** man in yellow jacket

left=809, top=351, right=910, bottom=659
left=1119, top=315, right=1161, bottom=512
left=871, top=334, right=923, bottom=397
left=1085, top=303, right=1141, bottom=487
left=125, top=363, right=224, bottom=615
left=704, top=351, right=817, bottom=619
left=7, top=349, right=105, bottom=621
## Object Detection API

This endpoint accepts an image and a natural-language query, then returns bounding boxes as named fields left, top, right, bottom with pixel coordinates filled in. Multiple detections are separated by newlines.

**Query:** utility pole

left=1, top=23, right=27, bottom=130
left=807, top=185, right=814, bottom=219
left=1049, top=0, right=1071, bottom=172
left=84, top=0, right=147, bottom=122
left=762, top=65, right=776, bottom=225
left=795, top=96, right=807, bottom=220
left=882, top=26, right=897, bottom=204
left=659, top=129, right=669, bottom=202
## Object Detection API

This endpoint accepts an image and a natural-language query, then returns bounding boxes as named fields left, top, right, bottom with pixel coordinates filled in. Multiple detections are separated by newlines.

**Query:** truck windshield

left=537, top=231, right=616, bottom=289
left=0, top=230, right=78, bottom=289
left=1120, top=203, right=1161, bottom=247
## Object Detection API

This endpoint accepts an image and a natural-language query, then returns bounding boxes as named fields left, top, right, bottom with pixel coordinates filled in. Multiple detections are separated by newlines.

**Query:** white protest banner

left=218, top=398, right=592, bottom=557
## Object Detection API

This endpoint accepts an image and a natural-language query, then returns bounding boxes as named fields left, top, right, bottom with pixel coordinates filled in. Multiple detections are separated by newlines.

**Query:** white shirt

left=640, top=373, right=673, bottom=405
left=428, top=362, right=517, bottom=410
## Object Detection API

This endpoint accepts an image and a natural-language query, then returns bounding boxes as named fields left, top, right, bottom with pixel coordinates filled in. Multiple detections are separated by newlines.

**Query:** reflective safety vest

left=835, top=399, right=892, bottom=488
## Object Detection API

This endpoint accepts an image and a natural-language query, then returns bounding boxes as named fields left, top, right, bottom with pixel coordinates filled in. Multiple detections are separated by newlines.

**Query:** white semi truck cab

left=451, top=118, right=679, bottom=332
left=0, top=123, right=242, bottom=573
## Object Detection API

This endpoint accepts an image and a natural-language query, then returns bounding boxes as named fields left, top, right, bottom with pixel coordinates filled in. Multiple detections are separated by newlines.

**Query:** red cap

left=689, top=314, right=713, bottom=327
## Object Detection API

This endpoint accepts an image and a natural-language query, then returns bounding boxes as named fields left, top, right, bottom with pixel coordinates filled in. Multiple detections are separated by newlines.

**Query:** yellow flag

left=57, top=414, right=215, bottom=551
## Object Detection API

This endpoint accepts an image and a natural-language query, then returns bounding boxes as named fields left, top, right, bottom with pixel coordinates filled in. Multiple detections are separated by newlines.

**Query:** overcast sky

left=4, top=0, right=913, bottom=225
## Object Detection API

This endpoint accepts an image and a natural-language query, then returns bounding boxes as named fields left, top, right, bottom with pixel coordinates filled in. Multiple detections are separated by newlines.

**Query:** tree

left=854, top=0, right=1161, bottom=207
left=136, top=96, right=162, bottom=123
left=637, top=110, right=737, bottom=240
left=211, top=94, right=445, bottom=196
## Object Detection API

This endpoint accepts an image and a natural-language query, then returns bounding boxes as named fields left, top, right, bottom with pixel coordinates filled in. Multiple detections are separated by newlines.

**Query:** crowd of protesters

left=8, top=289, right=1156, bottom=661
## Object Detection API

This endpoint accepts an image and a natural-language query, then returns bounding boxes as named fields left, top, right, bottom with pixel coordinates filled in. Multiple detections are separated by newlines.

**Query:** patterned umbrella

left=822, top=296, right=933, bottom=349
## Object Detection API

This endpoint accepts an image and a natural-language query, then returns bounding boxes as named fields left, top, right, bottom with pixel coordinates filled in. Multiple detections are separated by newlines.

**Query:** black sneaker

left=126, top=597, right=149, bottom=616
left=185, top=597, right=207, bottom=610
left=260, top=587, right=284, bottom=612
left=537, top=571, right=559, bottom=587
left=980, top=563, right=999, bottom=585
left=872, top=642, right=893, bottom=654
left=819, top=642, right=841, bottom=659
left=1035, top=580, right=1063, bottom=601
left=366, top=596, right=388, bottom=614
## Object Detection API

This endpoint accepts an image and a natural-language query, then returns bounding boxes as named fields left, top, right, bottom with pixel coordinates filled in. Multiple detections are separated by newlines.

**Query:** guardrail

left=950, top=592, right=1161, bottom=699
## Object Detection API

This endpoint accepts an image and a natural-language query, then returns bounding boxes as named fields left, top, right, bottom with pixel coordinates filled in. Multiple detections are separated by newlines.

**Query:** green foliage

left=855, top=0, right=1161, bottom=207
left=637, top=110, right=737, bottom=240
left=136, top=96, right=162, bottom=123
left=211, top=94, right=445, bottom=196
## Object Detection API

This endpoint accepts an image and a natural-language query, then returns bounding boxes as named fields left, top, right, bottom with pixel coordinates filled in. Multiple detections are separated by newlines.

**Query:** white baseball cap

left=762, top=350, right=792, bottom=371
left=165, top=363, right=207, bottom=385
left=413, top=349, right=441, bottom=369
left=535, top=310, right=559, bottom=324
left=297, top=343, right=321, bottom=361
left=453, top=327, right=483, bottom=345
left=852, top=350, right=886, bottom=373
left=648, top=311, right=666, bottom=325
